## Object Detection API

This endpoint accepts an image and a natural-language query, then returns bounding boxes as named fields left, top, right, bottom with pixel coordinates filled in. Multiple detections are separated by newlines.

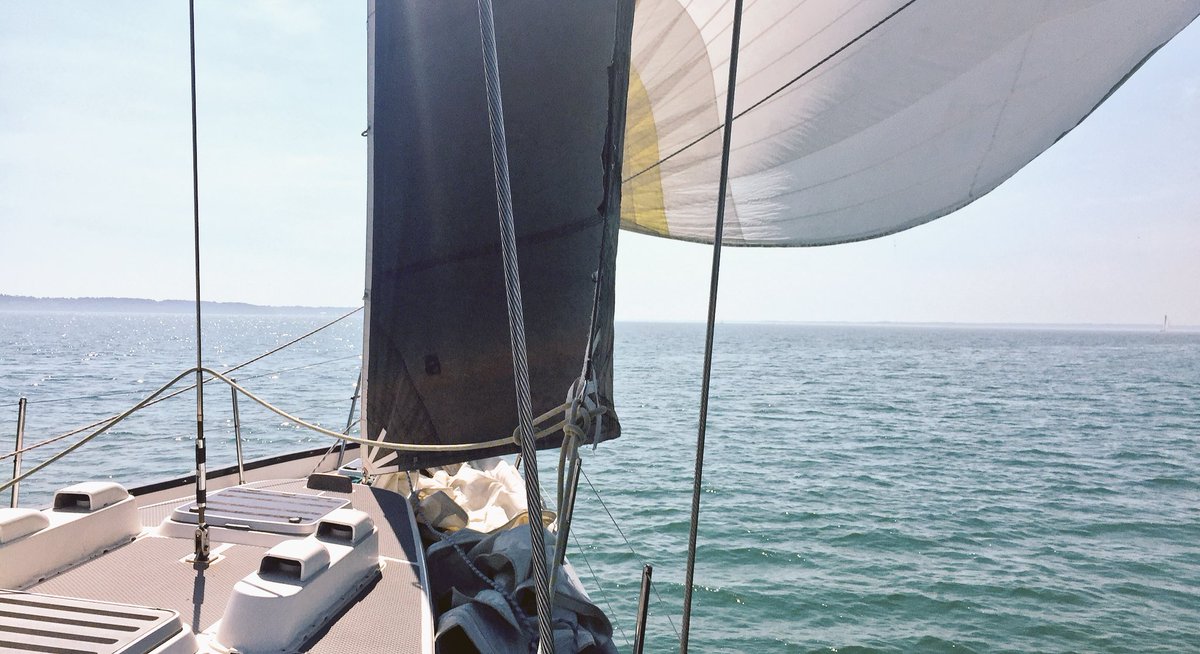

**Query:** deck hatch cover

left=0, top=590, right=183, bottom=654
left=171, top=486, right=350, bottom=535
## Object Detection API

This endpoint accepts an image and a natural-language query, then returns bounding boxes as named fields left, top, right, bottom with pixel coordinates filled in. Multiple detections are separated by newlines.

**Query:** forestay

left=363, top=1, right=626, bottom=471
left=622, top=0, right=1200, bottom=246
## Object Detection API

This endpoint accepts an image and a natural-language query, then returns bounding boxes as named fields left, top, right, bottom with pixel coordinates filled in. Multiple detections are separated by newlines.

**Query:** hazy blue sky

left=1, top=2, right=1197, bottom=325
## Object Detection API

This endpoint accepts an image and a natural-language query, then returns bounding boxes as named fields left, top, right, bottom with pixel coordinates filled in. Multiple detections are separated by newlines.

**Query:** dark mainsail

left=363, top=0, right=627, bottom=471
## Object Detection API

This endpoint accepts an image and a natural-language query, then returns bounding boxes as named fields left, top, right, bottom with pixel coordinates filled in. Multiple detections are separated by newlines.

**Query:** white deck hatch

left=0, top=590, right=192, bottom=654
left=171, top=487, right=349, bottom=536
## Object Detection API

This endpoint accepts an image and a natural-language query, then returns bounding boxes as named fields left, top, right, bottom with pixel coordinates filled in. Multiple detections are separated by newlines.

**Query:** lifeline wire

left=2, top=363, right=569, bottom=496
left=24, top=353, right=359, bottom=407
left=473, top=0, right=554, bottom=650
left=3, top=307, right=362, bottom=461
left=0, top=365, right=541, bottom=497
left=580, top=467, right=680, bottom=640
left=680, top=0, right=744, bottom=651
left=571, top=529, right=630, bottom=648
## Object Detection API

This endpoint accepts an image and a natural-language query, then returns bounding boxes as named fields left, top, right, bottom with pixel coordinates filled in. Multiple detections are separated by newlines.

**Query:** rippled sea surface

left=2, top=313, right=1199, bottom=653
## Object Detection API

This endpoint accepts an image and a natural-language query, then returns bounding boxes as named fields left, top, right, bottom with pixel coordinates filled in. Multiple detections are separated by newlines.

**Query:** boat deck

left=23, top=478, right=431, bottom=653
left=31, top=535, right=264, bottom=634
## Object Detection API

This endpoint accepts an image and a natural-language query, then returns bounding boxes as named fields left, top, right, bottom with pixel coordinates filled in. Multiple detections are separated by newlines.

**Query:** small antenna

left=187, top=0, right=210, bottom=564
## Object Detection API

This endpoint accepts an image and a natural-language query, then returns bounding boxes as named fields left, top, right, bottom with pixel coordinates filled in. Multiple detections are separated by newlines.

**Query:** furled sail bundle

left=623, top=0, right=1200, bottom=246
left=363, top=1, right=628, bottom=471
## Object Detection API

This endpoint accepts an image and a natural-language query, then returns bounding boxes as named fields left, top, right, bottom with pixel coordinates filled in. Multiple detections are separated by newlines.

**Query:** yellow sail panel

left=622, top=0, right=1200, bottom=247
left=621, top=66, right=668, bottom=236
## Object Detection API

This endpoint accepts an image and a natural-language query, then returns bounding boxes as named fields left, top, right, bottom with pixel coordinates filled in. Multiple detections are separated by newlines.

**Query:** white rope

left=205, top=367, right=566, bottom=453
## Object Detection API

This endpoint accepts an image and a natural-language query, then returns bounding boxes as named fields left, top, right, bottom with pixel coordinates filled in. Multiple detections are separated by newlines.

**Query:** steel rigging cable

left=680, top=0, right=745, bottom=651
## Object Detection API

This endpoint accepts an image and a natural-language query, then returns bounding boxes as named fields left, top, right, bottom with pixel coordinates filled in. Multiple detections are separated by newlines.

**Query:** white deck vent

left=259, top=539, right=331, bottom=583
left=316, top=509, right=374, bottom=546
left=0, top=508, right=49, bottom=544
left=53, top=481, right=129, bottom=512
left=171, top=486, right=349, bottom=536
left=0, top=485, right=139, bottom=589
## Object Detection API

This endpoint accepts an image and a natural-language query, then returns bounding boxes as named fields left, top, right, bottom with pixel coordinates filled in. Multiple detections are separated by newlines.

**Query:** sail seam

left=967, top=4, right=1042, bottom=197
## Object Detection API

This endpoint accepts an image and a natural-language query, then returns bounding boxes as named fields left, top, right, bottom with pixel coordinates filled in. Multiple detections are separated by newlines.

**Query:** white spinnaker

left=622, top=0, right=1200, bottom=246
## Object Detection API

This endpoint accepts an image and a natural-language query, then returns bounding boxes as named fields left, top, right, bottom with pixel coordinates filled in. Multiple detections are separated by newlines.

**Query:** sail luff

left=360, top=1, right=376, bottom=469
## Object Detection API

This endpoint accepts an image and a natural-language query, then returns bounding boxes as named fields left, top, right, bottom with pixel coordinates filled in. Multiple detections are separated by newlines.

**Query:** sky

left=1, top=2, right=1197, bottom=326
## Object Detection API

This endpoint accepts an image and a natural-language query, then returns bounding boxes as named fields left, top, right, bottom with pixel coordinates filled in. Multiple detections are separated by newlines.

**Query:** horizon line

left=1, top=294, right=1193, bottom=329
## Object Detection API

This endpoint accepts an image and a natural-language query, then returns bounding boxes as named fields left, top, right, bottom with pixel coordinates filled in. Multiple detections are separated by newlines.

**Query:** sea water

left=1, top=312, right=1198, bottom=653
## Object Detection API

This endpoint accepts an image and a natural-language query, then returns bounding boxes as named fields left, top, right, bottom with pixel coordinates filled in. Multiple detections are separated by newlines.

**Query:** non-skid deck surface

left=351, top=485, right=423, bottom=563
left=300, top=485, right=428, bottom=652
left=29, top=536, right=266, bottom=633
left=100, top=479, right=429, bottom=652
left=300, top=560, right=427, bottom=653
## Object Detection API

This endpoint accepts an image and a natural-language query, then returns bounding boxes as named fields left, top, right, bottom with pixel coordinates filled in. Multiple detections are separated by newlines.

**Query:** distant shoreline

left=2, top=295, right=1193, bottom=330
left=0, top=294, right=355, bottom=316
left=618, top=320, right=1197, bottom=332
